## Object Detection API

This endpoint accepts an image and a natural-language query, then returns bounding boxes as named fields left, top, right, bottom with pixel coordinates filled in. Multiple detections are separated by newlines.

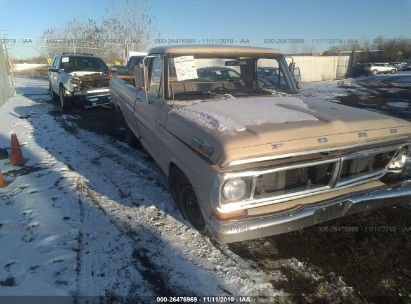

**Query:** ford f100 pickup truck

left=109, top=45, right=411, bottom=243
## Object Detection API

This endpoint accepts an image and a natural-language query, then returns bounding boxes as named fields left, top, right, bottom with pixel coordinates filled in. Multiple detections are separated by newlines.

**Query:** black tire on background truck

left=59, top=86, right=72, bottom=111
left=169, top=167, right=207, bottom=232
left=49, top=82, right=58, bottom=102
left=123, top=120, right=143, bottom=149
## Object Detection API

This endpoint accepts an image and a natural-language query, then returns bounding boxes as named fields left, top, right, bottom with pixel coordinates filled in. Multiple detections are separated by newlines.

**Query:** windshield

left=61, top=56, right=109, bottom=73
left=166, top=55, right=297, bottom=100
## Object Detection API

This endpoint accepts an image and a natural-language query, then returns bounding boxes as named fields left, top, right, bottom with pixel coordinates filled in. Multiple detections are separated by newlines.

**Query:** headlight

left=388, top=146, right=409, bottom=171
left=222, top=178, right=248, bottom=202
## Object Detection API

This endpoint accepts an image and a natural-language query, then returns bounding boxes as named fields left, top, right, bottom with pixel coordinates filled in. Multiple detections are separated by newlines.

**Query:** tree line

left=325, top=36, right=411, bottom=63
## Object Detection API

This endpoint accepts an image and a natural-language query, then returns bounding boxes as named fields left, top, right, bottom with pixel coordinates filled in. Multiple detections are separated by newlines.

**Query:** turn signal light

left=212, top=208, right=246, bottom=220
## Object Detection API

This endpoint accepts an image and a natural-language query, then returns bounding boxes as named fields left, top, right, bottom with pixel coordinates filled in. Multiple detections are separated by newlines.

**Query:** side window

left=54, top=57, right=60, bottom=69
left=257, top=58, right=288, bottom=91
left=51, top=57, right=57, bottom=68
left=148, top=57, right=163, bottom=98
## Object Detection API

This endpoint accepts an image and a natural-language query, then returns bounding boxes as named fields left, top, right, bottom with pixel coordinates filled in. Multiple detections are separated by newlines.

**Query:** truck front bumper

left=73, top=88, right=111, bottom=108
left=207, top=180, right=411, bottom=243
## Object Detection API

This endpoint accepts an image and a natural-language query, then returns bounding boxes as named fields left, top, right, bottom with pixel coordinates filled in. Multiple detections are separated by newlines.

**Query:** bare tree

left=103, top=0, right=155, bottom=56
left=39, top=19, right=106, bottom=59
left=325, top=36, right=411, bottom=63
left=39, top=0, right=156, bottom=64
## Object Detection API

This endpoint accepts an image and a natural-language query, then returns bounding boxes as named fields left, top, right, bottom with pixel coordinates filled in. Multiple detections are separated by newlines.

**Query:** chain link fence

left=0, top=42, right=13, bottom=107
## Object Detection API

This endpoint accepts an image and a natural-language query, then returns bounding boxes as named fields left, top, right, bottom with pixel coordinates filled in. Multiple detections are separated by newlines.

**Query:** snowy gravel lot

left=0, top=74, right=410, bottom=303
left=0, top=77, right=288, bottom=302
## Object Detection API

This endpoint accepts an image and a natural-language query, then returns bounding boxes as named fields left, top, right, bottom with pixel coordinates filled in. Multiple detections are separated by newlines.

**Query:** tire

left=49, top=82, right=58, bottom=102
left=169, top=168, right=206, bottom=232
left=0, top=148, right=8, bottom=160
left=59, top=86, right=72, bottom=111
left=372, top=69, right=378, bottom=75
left=124, top=121, right=142, bottom=149
left=391, top=69, right=396, bottom=74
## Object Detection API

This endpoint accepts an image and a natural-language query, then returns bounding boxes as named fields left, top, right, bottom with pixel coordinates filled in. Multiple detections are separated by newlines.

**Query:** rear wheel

left=372, top=69, right=378, bottom=75
left=391, top=69, right=396, bottom=74
left=59, top=86, right=72, bottom=111
left=169, top=167, right=206, bottom=232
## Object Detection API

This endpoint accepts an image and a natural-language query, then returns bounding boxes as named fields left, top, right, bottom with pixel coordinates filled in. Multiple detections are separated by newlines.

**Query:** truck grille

left=249, top=147, right=400, bottom=202
left=254, top=162, right=335, bottom=199
left=337, top=150, right=397, bottom=185
left=78, top=74, right=110, bottom=90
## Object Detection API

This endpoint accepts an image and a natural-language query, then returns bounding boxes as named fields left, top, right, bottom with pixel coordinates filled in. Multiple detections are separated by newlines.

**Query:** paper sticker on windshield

left=174, top=56, right=198, bottom=81
left=62, top=57, right=69, bottom=63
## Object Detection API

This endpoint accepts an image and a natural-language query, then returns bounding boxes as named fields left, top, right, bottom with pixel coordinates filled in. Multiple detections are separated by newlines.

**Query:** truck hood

left=166, top=96, right=411, bottom=167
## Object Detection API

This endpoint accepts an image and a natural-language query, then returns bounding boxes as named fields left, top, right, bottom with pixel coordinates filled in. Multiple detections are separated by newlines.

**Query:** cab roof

left=148, top=45, right=282, bottom=56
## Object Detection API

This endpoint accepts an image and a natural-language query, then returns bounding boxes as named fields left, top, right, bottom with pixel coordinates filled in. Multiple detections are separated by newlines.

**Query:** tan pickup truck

left=109, top=45, right=411, bottom=243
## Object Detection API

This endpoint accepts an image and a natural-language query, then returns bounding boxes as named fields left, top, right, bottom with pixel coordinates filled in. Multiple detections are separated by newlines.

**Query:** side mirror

left=48, top=67, right=58, bottom=72
left=134, top=65, right=145, bottom=91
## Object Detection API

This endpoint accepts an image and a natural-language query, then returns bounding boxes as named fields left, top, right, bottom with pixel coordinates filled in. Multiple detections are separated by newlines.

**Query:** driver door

left=134, top=56, right=164, bottom=163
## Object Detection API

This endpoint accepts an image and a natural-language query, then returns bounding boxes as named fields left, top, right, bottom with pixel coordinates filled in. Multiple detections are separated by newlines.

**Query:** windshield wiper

left=172, top=91, right=229, bottom=100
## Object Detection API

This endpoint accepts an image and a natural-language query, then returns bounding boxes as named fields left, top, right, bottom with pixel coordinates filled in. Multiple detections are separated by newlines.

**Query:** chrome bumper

left=72, top=90, right=112, bottom=108
left=207, top=180, right=411, bottom=243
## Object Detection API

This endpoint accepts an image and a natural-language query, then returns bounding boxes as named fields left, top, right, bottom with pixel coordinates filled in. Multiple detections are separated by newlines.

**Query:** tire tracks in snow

left=47, top=106, right=284, bottom=296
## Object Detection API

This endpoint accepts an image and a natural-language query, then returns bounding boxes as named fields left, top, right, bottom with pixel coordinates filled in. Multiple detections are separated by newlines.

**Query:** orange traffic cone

left=10, top=134, right=25, bottom=165
left=0, top=172, right=6, bottom=188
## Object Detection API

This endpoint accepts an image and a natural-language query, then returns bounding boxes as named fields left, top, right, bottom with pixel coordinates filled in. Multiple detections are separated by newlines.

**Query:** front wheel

left=49, top=82, right=58, bottom=102
left=59, top=87, right=72, bottom=111
left=372, top=69, right=378, bottom=75
left=169, top=168, right=206, bottom=232
left=391, top=69, right=396, bottom=74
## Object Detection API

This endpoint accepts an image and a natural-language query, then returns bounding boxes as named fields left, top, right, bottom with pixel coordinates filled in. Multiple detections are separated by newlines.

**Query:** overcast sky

left=1, top=0, right=411, bottom=58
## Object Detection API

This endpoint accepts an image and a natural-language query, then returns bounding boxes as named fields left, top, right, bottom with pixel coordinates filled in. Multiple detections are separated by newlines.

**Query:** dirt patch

left=230, top=206, right=411, bottom=302
left=49, top=107, right=125, bottom=142
left=0, top=277, right=16, bottom=287
left=5, top=165, right=46, bottom=177
left=337, top=79, right=411, bottom=122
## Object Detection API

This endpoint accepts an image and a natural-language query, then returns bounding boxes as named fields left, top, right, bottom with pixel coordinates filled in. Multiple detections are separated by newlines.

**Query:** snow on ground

left=12, top=64, right=47, bottom=72
left=0, top=77, right=287, bottom=299
left=300, top=79, right=351, bottom=101
left=387, top=101, right=409, bottom=109
left=300, top=72, right=411, bottom=103
left=13, top=76, right=49, bottom=96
